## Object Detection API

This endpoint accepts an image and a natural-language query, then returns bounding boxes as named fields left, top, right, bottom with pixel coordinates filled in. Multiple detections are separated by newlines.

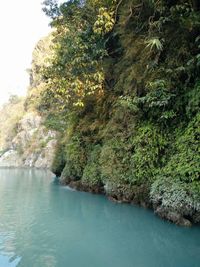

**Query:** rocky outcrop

left=0, top=112, right=57, bottom=169
left=0, top=150, right=23, bottom=167
left=154, top=206, right=192, bottom=227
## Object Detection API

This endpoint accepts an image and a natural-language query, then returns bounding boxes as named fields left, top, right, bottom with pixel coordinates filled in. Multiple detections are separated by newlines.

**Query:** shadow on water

left=0, top=168, right=200, bottom=267
left=51, top=176, right=60, bottom=185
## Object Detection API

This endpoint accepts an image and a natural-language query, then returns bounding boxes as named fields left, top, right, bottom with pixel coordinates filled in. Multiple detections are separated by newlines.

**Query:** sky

left=0, top=0, right=51, bottom=105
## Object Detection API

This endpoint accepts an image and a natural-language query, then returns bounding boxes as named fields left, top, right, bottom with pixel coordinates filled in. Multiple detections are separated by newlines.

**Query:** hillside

left=1, top=0, right=199, bottom=225
left=0, top=99, right=57, bottom=168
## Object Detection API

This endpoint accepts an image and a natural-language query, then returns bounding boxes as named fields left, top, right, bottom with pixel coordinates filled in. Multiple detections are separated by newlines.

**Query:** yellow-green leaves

left=93, top=7, right=115, bottom=35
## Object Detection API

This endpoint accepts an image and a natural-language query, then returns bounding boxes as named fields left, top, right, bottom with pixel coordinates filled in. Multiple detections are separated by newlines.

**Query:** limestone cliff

left=0, top=35, right=58, bottom=169
left=0, top=107, right=57, bottom=169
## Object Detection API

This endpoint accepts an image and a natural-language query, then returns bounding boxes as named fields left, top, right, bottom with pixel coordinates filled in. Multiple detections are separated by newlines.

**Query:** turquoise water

left=0, top=169, right=200, bottom=267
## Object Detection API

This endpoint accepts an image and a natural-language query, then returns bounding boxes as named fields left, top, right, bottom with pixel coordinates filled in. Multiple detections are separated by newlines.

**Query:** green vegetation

left=3, top=0, right=199, bottom=224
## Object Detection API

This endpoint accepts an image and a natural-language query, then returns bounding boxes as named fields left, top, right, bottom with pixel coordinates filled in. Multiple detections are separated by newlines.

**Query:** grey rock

left=0, top=112, right=58, bottom=169
left=155, top=206, right=192, bottom=227
left=0, top=150, right=23, bottom=167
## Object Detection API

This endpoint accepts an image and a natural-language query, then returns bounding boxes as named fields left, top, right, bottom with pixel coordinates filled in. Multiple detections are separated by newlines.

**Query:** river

left=0, top=168, right=200, bottom=267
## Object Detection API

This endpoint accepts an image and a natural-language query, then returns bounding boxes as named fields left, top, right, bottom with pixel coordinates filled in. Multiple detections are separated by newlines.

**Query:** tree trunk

left=191, top=0, right=200, bottom=11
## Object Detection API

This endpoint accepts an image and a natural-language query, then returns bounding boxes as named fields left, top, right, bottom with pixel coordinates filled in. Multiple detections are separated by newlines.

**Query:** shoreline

left=0, top=166, right=196, bottom=227
left=60, top=178, right=193, bottom=227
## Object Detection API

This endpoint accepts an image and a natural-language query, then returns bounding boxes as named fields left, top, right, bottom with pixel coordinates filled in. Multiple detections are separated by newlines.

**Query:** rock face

left=0, top=112, right=57, bottom=169
left=0, top=150, right=23, bottom=167
left=154, top=206, right=192, bottom=227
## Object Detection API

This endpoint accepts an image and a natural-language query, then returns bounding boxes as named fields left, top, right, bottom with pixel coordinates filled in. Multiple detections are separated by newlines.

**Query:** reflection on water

left=0, top=168, right=200, bottom=267
left=0, top=255, right=21, bottom=267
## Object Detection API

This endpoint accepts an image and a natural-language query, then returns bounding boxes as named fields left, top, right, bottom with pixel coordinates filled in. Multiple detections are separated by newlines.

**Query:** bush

left=82, top=145, right=102, bottom=186
left=130, top=123, right=169, bottom=184
left=61, top=135, right=87, bottom=181
left=151, top=113, right=200, bottom=214
left=51, top=139, right=66, bottom=176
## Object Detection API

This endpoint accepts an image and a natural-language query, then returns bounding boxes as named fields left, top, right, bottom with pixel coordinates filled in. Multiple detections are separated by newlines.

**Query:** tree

left=40, top=0, right=117, bottom=111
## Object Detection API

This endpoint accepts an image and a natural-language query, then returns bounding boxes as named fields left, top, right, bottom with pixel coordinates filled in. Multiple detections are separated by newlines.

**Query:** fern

left=145, top=38, right=163, bottom=51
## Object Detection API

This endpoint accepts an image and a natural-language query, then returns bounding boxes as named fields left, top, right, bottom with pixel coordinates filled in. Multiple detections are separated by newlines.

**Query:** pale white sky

left=0, top=0, right=51, bottom=105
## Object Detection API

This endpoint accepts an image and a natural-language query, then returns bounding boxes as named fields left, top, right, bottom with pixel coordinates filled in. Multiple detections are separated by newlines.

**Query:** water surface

left=0, top=168, right=200, bottom=267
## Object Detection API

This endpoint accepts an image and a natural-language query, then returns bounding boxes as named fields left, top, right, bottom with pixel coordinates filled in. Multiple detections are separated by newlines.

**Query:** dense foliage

left=25, top=0, right=200, bottom=223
